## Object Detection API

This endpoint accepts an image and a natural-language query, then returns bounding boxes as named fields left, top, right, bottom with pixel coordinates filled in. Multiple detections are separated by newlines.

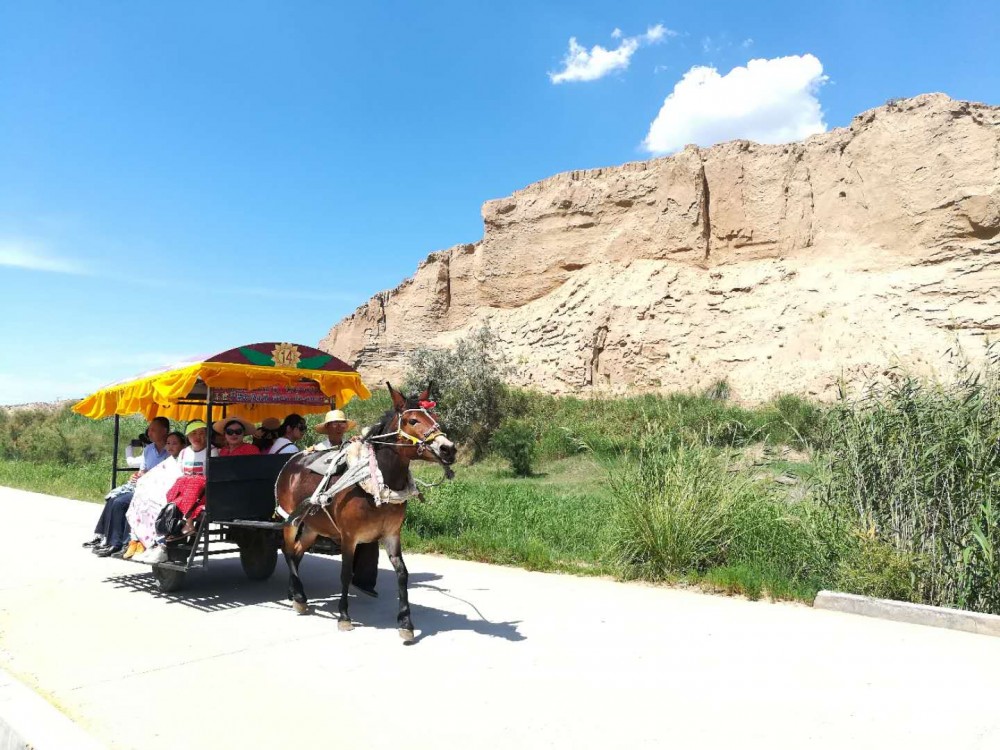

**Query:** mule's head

left=387, top=382, right=457, bottom=467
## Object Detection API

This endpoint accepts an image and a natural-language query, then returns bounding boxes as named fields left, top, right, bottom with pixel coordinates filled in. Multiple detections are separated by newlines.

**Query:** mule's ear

left=387, top=382, right=405, bottom=411
left=418, top=383, right=432, bottom=402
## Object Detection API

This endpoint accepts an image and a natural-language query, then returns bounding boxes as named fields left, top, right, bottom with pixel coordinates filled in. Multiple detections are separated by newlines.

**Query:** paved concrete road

left=2, top=487, right=1000, bottom=750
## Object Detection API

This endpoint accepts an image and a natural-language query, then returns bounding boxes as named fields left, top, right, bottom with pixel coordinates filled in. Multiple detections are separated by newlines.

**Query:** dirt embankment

left=322, top=94, right=1000, bottom=402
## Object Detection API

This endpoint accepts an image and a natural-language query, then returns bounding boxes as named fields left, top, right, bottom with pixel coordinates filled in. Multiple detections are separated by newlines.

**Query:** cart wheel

left=153, top=564, right=186, bottom=593
left=239, top=530, right=278, bottom=581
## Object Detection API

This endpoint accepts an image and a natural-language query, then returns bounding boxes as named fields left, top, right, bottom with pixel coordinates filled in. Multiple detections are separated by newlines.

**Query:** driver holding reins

left=307, top=409, right=380, bottom=598
left=311, top=409, right=357, bottom=451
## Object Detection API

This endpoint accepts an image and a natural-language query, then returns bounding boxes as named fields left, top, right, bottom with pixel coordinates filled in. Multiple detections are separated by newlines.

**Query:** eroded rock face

left=321, top=94, right=1000, bottom=402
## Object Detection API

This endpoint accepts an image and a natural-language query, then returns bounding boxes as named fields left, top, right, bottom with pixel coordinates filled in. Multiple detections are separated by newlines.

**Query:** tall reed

left=826, top=356, right=1000, bottom=611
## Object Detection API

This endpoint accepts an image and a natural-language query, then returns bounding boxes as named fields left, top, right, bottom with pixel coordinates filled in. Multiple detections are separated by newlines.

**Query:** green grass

left=0, top=459, right=108, bottom=503
left=405, top=455, right=611, bottom=572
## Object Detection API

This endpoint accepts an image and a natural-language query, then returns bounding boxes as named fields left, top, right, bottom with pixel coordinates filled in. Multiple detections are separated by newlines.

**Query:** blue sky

left=1, top=0, right=997, bottom=403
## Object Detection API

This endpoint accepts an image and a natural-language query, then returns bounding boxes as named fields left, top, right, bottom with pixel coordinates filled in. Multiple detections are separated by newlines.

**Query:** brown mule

left=275, top=383, right=456, bottom=642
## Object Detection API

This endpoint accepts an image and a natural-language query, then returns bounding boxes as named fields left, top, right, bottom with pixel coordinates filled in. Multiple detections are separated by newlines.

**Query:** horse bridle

left=366, top=407, right=455, bottom=486
left=365, top=408, right=447, bottom=457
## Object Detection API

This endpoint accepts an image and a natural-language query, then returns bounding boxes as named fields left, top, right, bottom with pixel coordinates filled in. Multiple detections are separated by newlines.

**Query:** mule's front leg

left=282, top=525, right=311, bottom=615
left=338, top=539, right=355, bottom=631
left=384, top=535, right=414, bottom=643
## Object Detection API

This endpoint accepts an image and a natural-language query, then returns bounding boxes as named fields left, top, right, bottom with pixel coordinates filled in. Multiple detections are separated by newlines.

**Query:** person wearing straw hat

left=312, top=409, right=357, bottom=451
left=213, top=417, right=259, bottom=456
left=309, top=408, right=379, bottom=596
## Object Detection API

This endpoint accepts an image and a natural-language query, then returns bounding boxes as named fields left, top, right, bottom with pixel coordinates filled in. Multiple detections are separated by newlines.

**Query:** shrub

left=0, top=405, right=150, bottom=464
left=704, top=379, right=731, bottom=401
left=491, top=420, right=537, bottom=476
left=405, top=325, right=513, bottom=458
left=834, top=530, right=920, bottom=602
left=608, top=431, right=736, bottom=577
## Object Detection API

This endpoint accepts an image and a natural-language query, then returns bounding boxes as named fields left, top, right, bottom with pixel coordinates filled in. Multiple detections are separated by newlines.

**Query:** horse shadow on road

left=105, top=554, right=524, bottom=644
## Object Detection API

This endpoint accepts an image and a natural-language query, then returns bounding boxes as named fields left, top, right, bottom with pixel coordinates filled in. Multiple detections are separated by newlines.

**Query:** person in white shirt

left=268, top=413, right=306, bottom=455
left=311, top=409, right=357, bottom=451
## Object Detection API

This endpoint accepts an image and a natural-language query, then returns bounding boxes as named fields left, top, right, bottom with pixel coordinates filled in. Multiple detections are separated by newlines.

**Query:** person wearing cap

left=268, top=413, right=306, bottom=455
left=177, top=420, right=217, bottom=476
left=312, top=409, right=357, bottom=451
left=214, top=417, right=260, bottom=457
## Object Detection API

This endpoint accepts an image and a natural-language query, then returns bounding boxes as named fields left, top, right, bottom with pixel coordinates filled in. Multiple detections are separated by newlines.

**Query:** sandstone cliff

left=321, top=94, right=1000, bottom=402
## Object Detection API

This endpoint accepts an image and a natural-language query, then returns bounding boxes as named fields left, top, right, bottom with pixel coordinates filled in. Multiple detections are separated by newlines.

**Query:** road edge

left=814, top=590, right=1000, bottom=637
left=0, top=668, right=105, bottom=750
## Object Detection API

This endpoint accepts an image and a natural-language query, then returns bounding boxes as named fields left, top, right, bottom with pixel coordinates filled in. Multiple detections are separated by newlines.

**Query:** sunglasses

left=225, top=428, right=245, bottom=436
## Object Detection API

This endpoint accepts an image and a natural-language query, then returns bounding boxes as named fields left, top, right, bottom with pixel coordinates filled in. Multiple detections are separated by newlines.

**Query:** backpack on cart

left=154, top=502, right=186, bottom=538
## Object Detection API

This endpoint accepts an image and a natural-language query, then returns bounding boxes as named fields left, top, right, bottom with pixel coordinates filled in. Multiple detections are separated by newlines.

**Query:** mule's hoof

left=338, top=619, right=354, bottom=632
left=398, top=628, right=415, bottom=643
left=293, top=601, right=311, bottom=615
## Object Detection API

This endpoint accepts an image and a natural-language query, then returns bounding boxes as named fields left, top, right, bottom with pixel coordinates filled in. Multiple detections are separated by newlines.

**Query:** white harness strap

left=280, top=443, right=418, bottom=527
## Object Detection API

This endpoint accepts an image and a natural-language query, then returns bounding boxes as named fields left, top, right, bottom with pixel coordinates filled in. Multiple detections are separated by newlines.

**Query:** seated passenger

left=124, top=430, right=152, bottom=469
left=88, top=416, right=172, bottom=557
left=177, top=420, right=216, bottom=473
left=210, top=427, right=226, bottom=451
left=312, top=409, right=357, bottom=451
left=123, top=431, right=186, bottom=559
left=136, top=421, right=214, bottom=564
left=252, top=417, right=281, bottom=453
left=214, top=418, right=259, bottom=456
left=268, top=413, right=306, bottom=455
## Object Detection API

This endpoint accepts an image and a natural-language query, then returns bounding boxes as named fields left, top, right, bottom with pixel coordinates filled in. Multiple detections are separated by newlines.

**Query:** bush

left=0, top=405, right=148, bottom=464
left=764, top=394, right=827, bottom=450
left=608, top=431, right=736, bottom=577
left=834, top=530, right=920, bottom=602
left=491, top=420, right=537, bottom=476
left=405, top=325, right=513, bottom=458
left=703, top=379, right=731, bottom=401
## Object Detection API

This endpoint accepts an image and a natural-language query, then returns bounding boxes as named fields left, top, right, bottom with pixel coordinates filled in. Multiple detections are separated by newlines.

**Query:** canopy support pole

left=205, top=386, right=213, bottom=520
left=111, top=415, right=122, bottom=491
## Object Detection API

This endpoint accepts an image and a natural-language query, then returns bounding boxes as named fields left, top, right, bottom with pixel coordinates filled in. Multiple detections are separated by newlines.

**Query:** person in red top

left=213, top=418, right=260, bottom=457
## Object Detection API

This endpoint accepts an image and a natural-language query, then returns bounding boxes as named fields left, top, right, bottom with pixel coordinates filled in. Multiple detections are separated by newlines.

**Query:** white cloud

left=741, top=38, right=754, bottom=49
left=644, top=24, right=672, bottom=43
left=550, top=24, right=676, bottom=84
left=0, top=240, right=88, bottom=275
left=643, top=54, right=828, bottom=154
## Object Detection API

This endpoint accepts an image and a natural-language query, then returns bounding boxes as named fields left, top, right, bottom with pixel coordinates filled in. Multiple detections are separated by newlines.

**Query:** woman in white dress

left=123, top=431, right=185, bottom=558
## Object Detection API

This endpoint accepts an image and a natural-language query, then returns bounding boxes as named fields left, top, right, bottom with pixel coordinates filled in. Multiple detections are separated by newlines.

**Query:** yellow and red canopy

left=73, top=343, right=370, bottom=422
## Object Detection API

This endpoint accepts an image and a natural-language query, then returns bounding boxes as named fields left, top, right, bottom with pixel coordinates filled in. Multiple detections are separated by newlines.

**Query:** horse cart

left=73, top=342, right=371, bottom=593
